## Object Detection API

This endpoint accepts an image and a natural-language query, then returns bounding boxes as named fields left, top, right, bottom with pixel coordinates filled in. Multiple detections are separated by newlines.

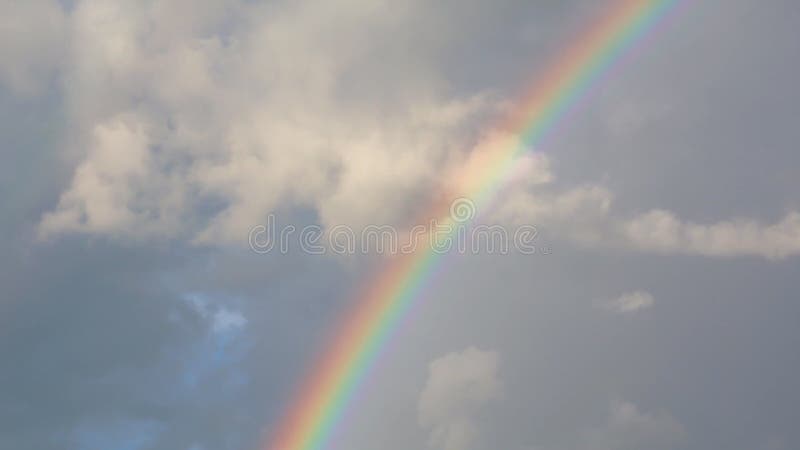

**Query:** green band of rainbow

left=266, top=1, right=681, bottom=449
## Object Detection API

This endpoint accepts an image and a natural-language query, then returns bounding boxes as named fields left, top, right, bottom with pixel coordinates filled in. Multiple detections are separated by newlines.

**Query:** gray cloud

left=2, top=1, right=800, bottom=450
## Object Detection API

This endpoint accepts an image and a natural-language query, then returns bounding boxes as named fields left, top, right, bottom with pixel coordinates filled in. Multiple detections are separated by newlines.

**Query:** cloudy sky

left=2, top=0, right=799, bottom=449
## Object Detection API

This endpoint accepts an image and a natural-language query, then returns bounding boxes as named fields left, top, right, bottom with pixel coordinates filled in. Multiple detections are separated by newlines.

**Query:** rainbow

left=266, top=1, right=681, bottom=449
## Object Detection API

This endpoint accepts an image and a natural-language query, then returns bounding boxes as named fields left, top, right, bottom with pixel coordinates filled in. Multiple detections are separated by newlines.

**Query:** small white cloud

left=418, top=347, right=502, bottom=450
left=184, top=293, right=210, bottom=318
left=211, top=308, right=247, bottom=334
left=578, top=400, right=686, bottom=450
left=598, top=291, right=655, bottom=314
left=183, top=294, right=246, bottom=334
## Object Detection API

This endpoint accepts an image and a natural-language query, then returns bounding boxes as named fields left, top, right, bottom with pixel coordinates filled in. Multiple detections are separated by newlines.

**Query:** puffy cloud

left=39, top=114, right=183, bottom=238
left=597, top=290, right=655, bottom=314
left=6, top=1, right=800, bottom=450
left=183, top=293, right=247, bottom=335
left=621, top=209, right=800, bottom=260
left=489, top=163, right=800, bottom=260
left=32, top=0, right=800, bottom=263
left=37, top=0, right=498, bottom=244
left=491, top=182, right=614, bottom=244
left=418, top=347, right=502, bottom=450
left=577, top=400, right=686, bottom=450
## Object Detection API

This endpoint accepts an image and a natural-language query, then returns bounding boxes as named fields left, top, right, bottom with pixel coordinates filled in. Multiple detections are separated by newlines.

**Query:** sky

left=1, top=0, right=799, bottom=449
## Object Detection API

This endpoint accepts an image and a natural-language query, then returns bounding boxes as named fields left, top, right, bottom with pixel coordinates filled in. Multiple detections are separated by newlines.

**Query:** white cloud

left=621, top=209, right=800, bottom=260
left=30, top=0, right=800, bottom=263
left=36, top=0, right=498, bottom=244
left=211, top=308, right=247, bottom=334
left=39, top=113, right=185, bottom=238
left=598, top=291, right=655, bottom=314
left=183, top=294, right=246, bottom=334
left=492, top=182, right=613, bottom=244
left=488, top=164, right=800, bottom=260
left=418, top=347, right=502, bottom=450
left=577, top=400, right=686, bottom=450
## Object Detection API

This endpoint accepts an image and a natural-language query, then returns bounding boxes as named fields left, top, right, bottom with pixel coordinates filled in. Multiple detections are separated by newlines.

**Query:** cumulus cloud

left=597, top=290, right=655, bottom=314
left=39, top=114, right=183, bottom=237
left=577, top=400, right=686, bottom=450
left=491, top=181, right=614, bottom=244
left=621, top=209, right=800, bottom=260
left=489, top=163, right=800, bottom=260
left=418, top=347, right=502, bottom=450
left=36, top=0, right=499, bottom=244
left=5, top=1, right=800, bottom=449
left=183, top=293, right=247, bottom=335
left=30, top=0, right=800, bottom=264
